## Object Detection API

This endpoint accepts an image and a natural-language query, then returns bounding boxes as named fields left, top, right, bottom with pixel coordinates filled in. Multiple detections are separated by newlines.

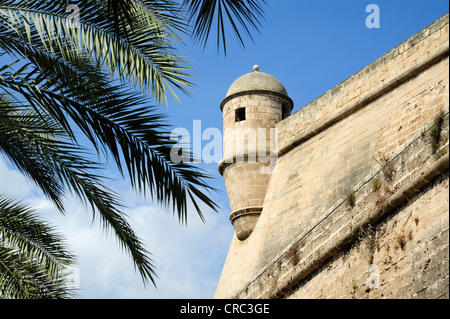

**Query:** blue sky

left=0, top=1, right=448, bottom=298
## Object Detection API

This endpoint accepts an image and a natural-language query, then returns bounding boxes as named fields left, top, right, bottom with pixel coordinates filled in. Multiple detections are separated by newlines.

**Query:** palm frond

left=182, top=0, right=267, bottom=54
left=0, top=0, right=193, bottom=104
left=0, top=84, right=159, bottom=286
left=0, top=92, right=67, bottom=211
left=0, top=52, right=217, bottom=285
left=0, top=195, right=77, bottom=298
left=0, top=0, right=231, bottom=292
left=0, top=52, right=217, bottom=217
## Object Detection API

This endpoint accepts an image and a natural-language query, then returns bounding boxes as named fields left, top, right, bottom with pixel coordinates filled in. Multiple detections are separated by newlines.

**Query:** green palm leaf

left=0, top=0, right=193, bottom=105
left=0, top=195, right=76, bottom=298
left=0, top=53, right=218, bottom=219
left=0, top=47, right=217, bottom=286
left=183, top=0, right=267, bottom=54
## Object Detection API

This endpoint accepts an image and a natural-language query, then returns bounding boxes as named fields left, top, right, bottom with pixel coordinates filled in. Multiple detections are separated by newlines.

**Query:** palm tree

left=0, top=0, right=266, bottom=297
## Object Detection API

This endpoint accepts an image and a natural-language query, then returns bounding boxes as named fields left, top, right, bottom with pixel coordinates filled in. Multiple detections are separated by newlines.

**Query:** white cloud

left=0, top=156, right=36, bottom=197
left=123, top=203, right=233, bottom=299
left=0, top=156, right=233, bottom=299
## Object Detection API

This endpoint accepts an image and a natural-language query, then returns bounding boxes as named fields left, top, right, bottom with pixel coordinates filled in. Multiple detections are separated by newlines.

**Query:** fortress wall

left=277, top=14, right=449, bottom=155
left=234, top=111, right=449, bottom=299
left=214, top=13, right=449, bottom=298
left=288, top=172, right=449, bottom=299
left=259, top=55, right=448, bottom=268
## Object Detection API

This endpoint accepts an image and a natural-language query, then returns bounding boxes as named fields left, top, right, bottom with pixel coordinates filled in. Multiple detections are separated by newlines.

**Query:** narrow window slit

left=235, top=107, right=246, bottom=122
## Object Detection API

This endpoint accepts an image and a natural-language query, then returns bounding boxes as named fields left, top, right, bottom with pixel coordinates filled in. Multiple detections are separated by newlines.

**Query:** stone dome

left=225, top=70, right=289, bottom=98
left=221, top=66, right=293, bottom=112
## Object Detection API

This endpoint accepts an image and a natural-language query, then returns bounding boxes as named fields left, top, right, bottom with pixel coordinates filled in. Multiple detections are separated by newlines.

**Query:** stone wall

left=289, top=172, right=449, bottom=299
left=214, top=13, right=449, bottom=299
left=231, top=111, right=449, bottom=299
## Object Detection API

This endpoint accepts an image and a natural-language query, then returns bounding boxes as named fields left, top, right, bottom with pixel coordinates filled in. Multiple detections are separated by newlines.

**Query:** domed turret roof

left=226, top=66, right=289, bottom=98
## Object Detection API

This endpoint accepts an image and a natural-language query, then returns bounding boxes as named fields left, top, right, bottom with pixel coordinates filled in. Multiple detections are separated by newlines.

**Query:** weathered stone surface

left=215, top=13, right=449, bottom=299
left=220, top=68, right=293, bottom=242
left=226, top=72, right=289, bottom=98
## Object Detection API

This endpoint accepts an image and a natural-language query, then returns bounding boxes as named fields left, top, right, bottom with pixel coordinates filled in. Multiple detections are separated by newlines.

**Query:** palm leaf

left=0, top=195, right=77, bottom=298
left=182, top=0, right=267, bottom=54
left=0, top=79, right=160, bottom=286
left=0, top=51, right=217, bottom=285
left=0, top=0, right=193, bottom=105
left=0, top=52, right=218, bottom=216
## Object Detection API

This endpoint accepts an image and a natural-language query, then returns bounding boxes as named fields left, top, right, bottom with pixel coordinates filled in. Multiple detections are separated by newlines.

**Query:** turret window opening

left=235, top=107, right=246, bottom=122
